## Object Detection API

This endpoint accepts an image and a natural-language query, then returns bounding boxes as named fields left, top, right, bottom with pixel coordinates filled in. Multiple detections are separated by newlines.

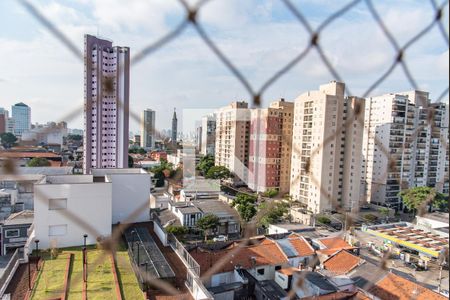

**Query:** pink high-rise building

left=83, top=34, right=130, bottom=174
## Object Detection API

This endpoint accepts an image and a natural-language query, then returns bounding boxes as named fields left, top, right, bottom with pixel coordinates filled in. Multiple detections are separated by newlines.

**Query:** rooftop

left=348, top=261, right=388, bottom=289
left=4, top=210, right=34, bottom=226
left=299, top=271, right=337, bottom=292
left=418, top=212, right=449, bottom=225
left=0, top=151, right=61, bottom=159
left=274, top=234, right=315, bottom=258
left=322, top=250, right=363, bottom=275
left=189, top=238, right=288, bottom=275
left=317, top=236, right=353, bottom=250
left=277, top=267, right=300, bottom=276
left=193, top=200, right=240, bottom=219
left=369, top=273, right=447, bottom=300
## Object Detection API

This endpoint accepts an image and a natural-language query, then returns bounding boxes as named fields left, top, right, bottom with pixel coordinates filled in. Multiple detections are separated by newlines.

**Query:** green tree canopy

left=150, top=159, right=175, bottom=187
left=166, top=225, right=188, bottom=236
left=262, top=188, right=278, bottom=198
left=129, top=148, right=146, bottom=154
left=128, top=155, right=134, bottom=168
left=205, top=165, right=231, bottom=179
left=196, top=214, right=220, bottom=241
left=231, top=193, right=258, bottom=222
left=399, top=187, right=445, bottom=215
left=378, top=207, right=390, bottom=217
left=259, top=202, right=289, bottom=227
left=198, top=155, right=215, bottom=175
left=67, top=134, right=82, bottom=141
left=27, top=157, right=51, bottom=167
left=0, top=133, right=17, bottom=148
left=316, top=216, right=331, bottom=225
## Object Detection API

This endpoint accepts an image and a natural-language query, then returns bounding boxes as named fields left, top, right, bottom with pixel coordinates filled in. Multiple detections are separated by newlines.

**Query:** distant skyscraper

left=201, top=114, right=216, bottom=156
left=12, top=102, right=31, bottom=137
left=141, top=109, right=156, bottom=149
left=83, top=34, right=130, bottom=174
left=171, top=108, right=178, bottom=144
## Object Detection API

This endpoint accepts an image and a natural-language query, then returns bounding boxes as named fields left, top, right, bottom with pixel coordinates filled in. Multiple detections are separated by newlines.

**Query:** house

left=321, top=250, right=363, bottom=276
left=274, top=267, right=300, bottom=290
left=291, top=271, right=338, bottom=298
left=368, top=272, right=447, bottom=300
left=179, top=179, right=220, bottom=201
left=272, top=233, right=315, bottom=268
left=189, top=237, right=289, bottom=288
left=314, top=236, right=359, bottom=264
left=1, top=210, right=33, bottom=255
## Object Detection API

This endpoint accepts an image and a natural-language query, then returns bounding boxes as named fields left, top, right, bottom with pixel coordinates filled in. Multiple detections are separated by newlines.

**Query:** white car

left=213, top=235, right=228, bottom=242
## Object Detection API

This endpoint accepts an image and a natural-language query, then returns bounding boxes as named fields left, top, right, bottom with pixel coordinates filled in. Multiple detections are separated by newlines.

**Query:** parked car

left=213, top=235, right=228, bottom=242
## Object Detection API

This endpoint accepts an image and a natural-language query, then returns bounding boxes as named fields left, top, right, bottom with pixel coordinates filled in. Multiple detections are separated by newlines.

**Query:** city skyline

left=0, top=0, right=448, bottom=134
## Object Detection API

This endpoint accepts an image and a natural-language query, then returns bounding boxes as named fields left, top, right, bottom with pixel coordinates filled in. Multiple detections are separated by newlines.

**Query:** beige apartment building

left=248, top=99, right=294, bottom=194
left=290, top=81, right=365, bottom=214
left=214, top=102, right=250, bottom=182
left=362, top=91, right=449, bottom=209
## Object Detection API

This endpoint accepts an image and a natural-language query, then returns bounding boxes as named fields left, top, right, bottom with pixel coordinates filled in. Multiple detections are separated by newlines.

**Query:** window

left=49, top=225, right=67, bottom=236
left=49, top=198, right=67, bottom=210
left=275, top=265, right=282, bottom=271
left=257, top=268, right=265, bottom=275
left=5, top=229, right=20, bottom=238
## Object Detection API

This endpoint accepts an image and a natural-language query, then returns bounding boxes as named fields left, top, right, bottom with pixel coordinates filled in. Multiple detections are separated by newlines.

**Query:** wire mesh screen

left=1, top=0, right=449, bottom=299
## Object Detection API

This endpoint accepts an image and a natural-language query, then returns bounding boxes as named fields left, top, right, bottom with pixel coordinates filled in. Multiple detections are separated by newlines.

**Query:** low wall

left=109, top=254, right=123, bottom=300
left=0, top=249, right=21, bottom=297
left=153, top=221, right=168, bottom=246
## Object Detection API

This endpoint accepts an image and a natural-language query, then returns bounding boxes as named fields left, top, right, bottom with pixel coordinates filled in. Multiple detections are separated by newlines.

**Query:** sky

left=0, top=0, right=448, bottom=135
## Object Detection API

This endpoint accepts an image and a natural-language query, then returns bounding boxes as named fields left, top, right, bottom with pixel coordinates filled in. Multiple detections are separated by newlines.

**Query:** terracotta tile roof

left=189, top=238, right=288, bottom=275
left=369, top=273, right=447, bottom=300
left=287, top=235, right=315, bottom=257
left=319, top=237, right=352, bottom=249
left=323, top=250, right=362, bottom=275
left=0, top=151, right=61, bottom=158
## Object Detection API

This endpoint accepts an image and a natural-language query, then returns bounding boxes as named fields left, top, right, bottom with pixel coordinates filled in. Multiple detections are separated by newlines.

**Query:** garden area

left=29, top=246, right=143, bottom=300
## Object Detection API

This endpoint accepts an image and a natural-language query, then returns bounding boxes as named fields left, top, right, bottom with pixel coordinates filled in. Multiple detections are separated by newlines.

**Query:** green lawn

left=30, top=246, right=142, bottom=300
left=116, top=251, right=145, bottom=300
left=31, top=252, right=70, bottom=300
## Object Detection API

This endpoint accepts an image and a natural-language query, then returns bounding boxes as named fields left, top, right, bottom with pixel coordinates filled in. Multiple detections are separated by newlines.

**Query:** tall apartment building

left=200, top=114, right=216, bottom=156
left=140, top=109, right=156, bottom=150
left=362, top=90, right=449, bottom=209
left=215, top=102, right=250, bottom=181
left=0, top=108, right=7, bottom=134
left=290, top=82, right=365, bottom=213
left=195, top=125, right=202, bottom=152
left=248, top=99, right=294, bottom=194
left=12, top=102, right=31, bottom=137
left=83, top=34, right=130, bottom=174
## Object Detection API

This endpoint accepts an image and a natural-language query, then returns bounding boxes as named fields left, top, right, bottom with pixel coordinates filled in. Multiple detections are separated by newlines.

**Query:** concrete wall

left=34, top=182, right=112, bottom=249
left=153, top=220, right=168, bottom=246
left=107, top=173, right=151, bottom=224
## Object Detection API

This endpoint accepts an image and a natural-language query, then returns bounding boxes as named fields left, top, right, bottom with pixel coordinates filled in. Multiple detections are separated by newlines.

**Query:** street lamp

left=34, top=239, right=40, bottom=271
left=135, top=241, right=140, bottom=265
left=83, top=234, right=88, bottom=248
left=82, top=246, right=87, bottom=282
left=140, top=261, right=149, bottom=291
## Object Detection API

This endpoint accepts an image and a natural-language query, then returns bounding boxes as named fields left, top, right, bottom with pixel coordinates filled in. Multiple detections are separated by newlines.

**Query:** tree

left=432, top=193, right=449, bottom=212
left=259, top=202, right=289, bottom=227
left=150, top=159, right=175, bottom=187
left=231, top=193, right=257, bottom=222
left=67, top=134, right=82, bottom=141
left=363, top=213, right=378, bottom=223
left=129, top=148, right=146, bottom=155
left=378, top=207, right=390, bottom=221
left=399, top=187, right=438, bottom=215
left=27, top=157, right=51, bottom=167
left=198, top=155, right=215, bottom=175
left=317, top=216, right=331, bottom=225
left=262, top=189, right=278, bottom=198
left=205, top=166, right=231, bottom=179
left=166, top=225, right=188, bottom=237
left=196, top=214, right=219, bottom=241
left=0, top=133, right=17, bottom=148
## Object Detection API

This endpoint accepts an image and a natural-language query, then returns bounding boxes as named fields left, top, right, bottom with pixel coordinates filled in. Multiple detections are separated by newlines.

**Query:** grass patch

left=86, top=250, right=117, bottom=300
left=116, top=251, right=144, bottom=300
left=31, top=252, right=69, bottom=300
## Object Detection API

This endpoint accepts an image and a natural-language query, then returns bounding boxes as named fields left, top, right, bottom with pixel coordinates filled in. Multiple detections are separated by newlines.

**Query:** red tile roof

left=302, top=291, right=368, bottom=300
left=287, top=235, right=315, bottom=257
left=189, top=238, right=288, bottom=275
left=369, top=273, right=447, bottom=300
left=0, top=151, right=60, bottom=158
left=319, top=237, right=352, bottom=249
left=316, top=248, right=341, bottom=257
left=322, top=250, right=362, bottom=275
